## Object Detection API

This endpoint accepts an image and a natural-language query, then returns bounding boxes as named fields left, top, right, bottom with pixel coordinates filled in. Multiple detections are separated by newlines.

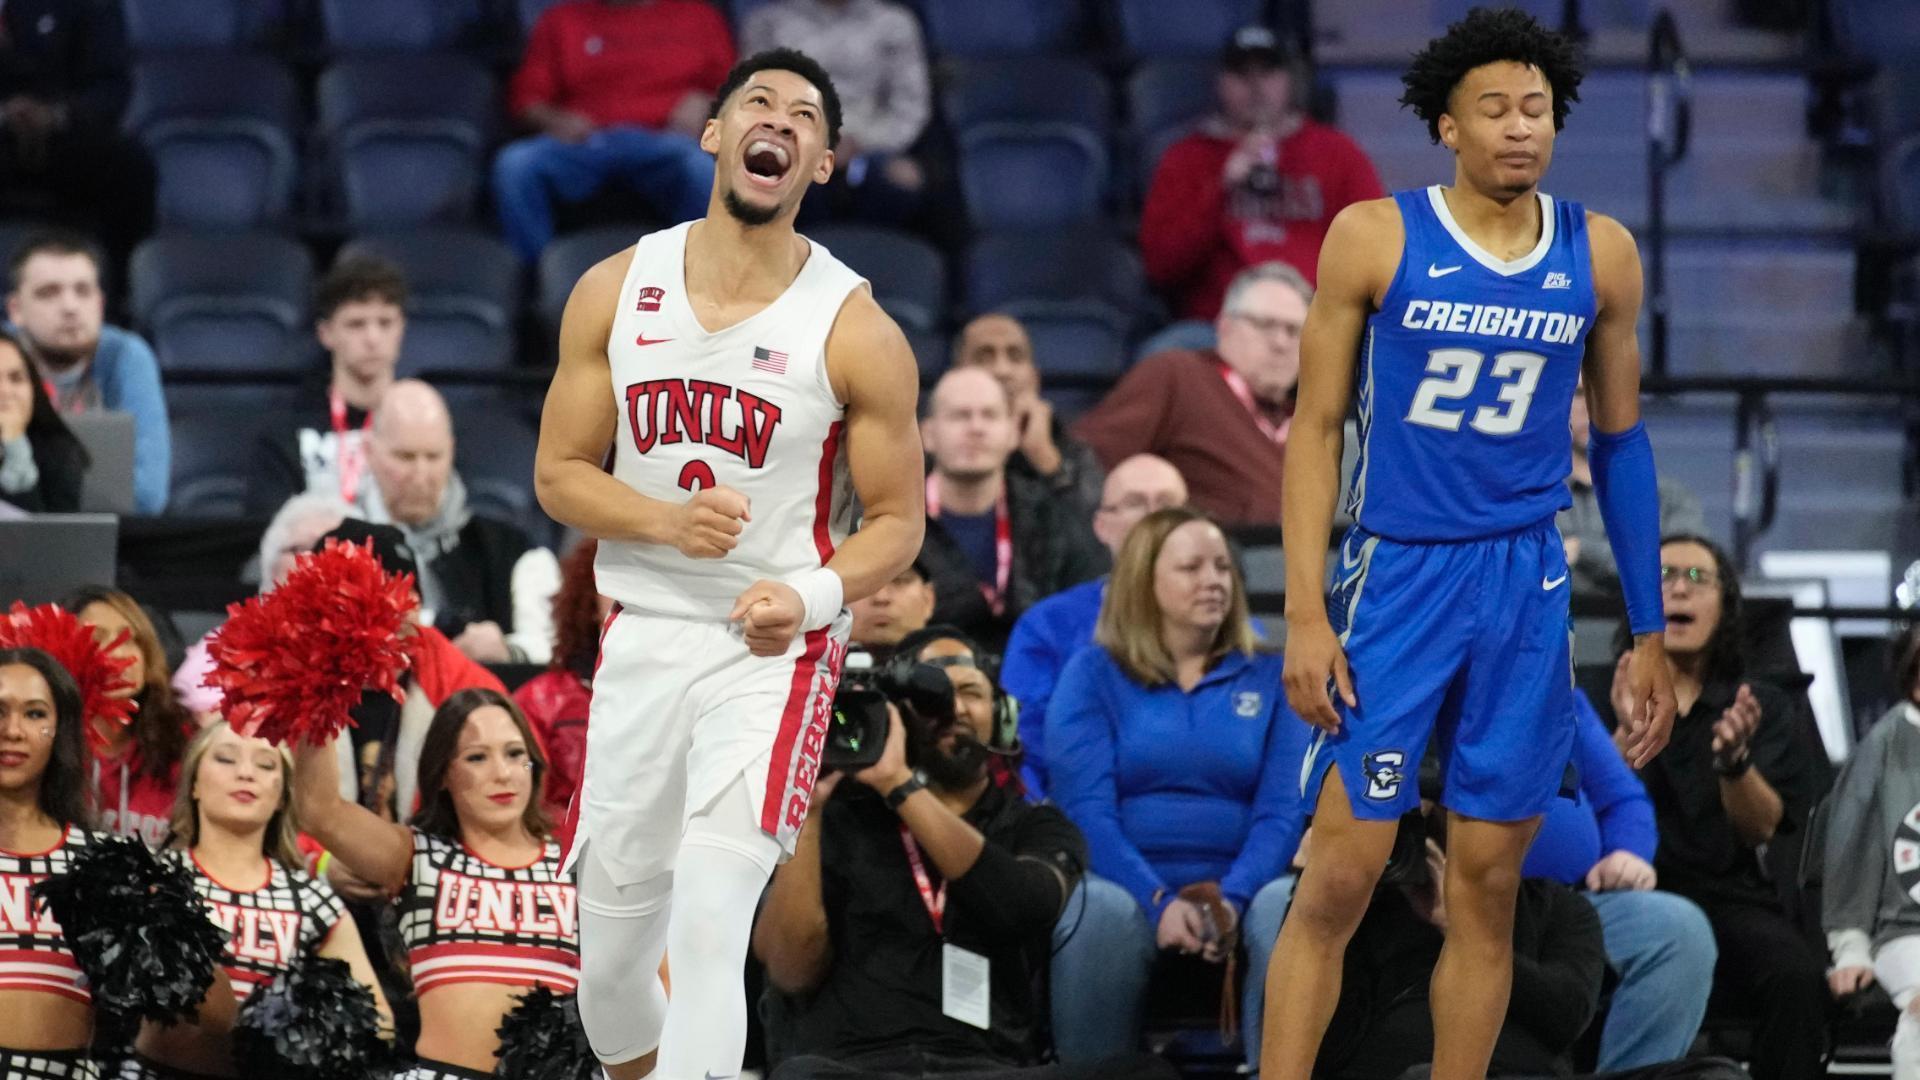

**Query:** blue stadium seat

left=129, top=233, right=314, bottom=373
left=919, top=0, right=1077, bottom=57
left=958, top=125, right=1108, bottom=230
left=1115, top=0, right=1262, bottom=58
left=167, top=408, right=252, bottom=517
left=121, top=0, right=282, bottom=52
left=1888, top=135, right=1920, bottom=236
left=318, top=55, right=495, bottom=229
left=943, top=57, right=1112, bottom=131
left=965, top=230, right=1141, bottom=380
left=448, top=407, right=552, bottom=544
left=807, top=224, right=946, bottom=333
left=1128, top=58, right=1217, bottom=188
left=537, top=224, right=656, bottom=342
left=341, top=229, right=522, bottom=374
left=319, top=0, right=486, bottom=52
left=1828, top=0, right=1920, bottom=65
left=124, top=55, right=299, bottom=229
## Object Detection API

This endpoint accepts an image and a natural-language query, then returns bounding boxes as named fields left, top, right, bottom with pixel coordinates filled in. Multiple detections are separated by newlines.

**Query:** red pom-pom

left=204, top=538, right=420, bottom=748
left=0, top=602, right=137, bottom=751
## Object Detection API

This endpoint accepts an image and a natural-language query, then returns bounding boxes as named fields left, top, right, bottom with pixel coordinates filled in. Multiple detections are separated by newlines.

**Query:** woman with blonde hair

left=1046, top=507, right=1310, bottom=1069
left=119, top=721, right=389, bottom=1079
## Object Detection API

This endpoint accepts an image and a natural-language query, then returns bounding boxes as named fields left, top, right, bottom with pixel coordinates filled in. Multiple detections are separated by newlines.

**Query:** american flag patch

left=752, top=346, right=788, bottom=374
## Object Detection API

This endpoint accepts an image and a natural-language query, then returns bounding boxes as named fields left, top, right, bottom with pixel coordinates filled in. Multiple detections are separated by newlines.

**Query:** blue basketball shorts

left=1300, top=520, right=1576, bottom=822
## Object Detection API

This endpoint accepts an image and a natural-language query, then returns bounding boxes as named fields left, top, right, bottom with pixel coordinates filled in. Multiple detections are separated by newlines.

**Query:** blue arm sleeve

left=1588, top=420, right=1664, bottom=636
left=1044, top=650, right=1172, bottom=919
left=1574, top=693, right=1658, bottom=862
left=1219, top=691, right=1311, bottom=911
left=104, top=331, right=171, bottom=515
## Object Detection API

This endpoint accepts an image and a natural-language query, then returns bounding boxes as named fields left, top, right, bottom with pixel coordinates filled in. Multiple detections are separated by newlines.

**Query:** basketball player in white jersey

left=532, top=48, right=925, bottom=1080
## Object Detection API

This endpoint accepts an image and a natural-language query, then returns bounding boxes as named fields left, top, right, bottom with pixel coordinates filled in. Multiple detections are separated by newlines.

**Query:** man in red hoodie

left=1139, top=26, right=1382, bottom=321
left=494, top=0, right=736, bottom=262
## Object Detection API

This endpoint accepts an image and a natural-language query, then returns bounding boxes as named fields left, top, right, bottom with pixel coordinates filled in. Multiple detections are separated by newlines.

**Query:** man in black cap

left=1139, top=25, right=1383, bottom=321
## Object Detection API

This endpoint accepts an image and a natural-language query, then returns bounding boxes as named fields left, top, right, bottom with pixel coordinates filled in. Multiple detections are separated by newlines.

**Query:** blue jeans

left=1050, top=874, right=1294, bottom=1070
left=491, top=127, right=715, bottom=262
left=1587, top=888, right=1717, bottom=1071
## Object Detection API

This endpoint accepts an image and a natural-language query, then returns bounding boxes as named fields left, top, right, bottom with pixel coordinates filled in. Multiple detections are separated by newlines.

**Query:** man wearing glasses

left=1075, top=261, right=1308, bottom=526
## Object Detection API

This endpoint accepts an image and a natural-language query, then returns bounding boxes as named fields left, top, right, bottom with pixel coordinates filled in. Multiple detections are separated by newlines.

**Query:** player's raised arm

left=1583, top=211, right=1676, bottom=766
left=1280, top=199, right=1398, bottom=731
left=533, top=250, right=747, bottom=556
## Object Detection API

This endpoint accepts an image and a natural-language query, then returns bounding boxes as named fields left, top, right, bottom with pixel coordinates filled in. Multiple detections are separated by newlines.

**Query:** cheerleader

left=0, top=647, right=104, bottom=1080
left=294, top=687, right=579, bottom=1079
left=121, top=721, right=390, bottom=1079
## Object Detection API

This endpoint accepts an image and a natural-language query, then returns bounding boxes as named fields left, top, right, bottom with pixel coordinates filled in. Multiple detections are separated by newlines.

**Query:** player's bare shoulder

left=557, top=244, right=640, bottom=356
left=1583, top=210, right=1644, bottom=313
left=1320, top=196, right=1407, bottom=305
left=823, top=284, right=918, bottom=407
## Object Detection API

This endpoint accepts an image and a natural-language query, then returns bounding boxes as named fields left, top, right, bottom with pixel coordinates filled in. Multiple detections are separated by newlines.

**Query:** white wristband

left=787, top=566, right=845, bottom=632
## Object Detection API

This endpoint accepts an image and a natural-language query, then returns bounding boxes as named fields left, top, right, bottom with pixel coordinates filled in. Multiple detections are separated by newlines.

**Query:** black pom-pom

left=31, top=836, right=225, bottom=1024
left=493, top=986, right=596, bottom=1080
left=234, top=955, right=391, bottom=1080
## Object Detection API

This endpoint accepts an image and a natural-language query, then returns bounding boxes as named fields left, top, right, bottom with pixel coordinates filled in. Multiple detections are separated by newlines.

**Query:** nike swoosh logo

left=1543, top=573, right=1568, bottom=590
left=704, top=1073, right=737, bottom=1080
left=635, top=335, right=675, bottom=346
left=1428, top=263, right=1462, bottom=278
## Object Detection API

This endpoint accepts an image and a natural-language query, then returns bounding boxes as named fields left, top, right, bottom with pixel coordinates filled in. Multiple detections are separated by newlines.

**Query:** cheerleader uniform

left=0, top=827, right=99, bottom=1080
left=396, top=832, right=579, bottom=1079
left=117, top=852, right=348, bottom=1080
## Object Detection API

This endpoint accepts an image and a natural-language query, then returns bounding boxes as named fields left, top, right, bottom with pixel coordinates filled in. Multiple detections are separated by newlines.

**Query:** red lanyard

left=925, top=475, right=1012, bottom=616
left=1216, top=362, right=1290, bottom=445
left=899, top=824, right=946, bottom=935
left=329, top=389, right=374, bottom=503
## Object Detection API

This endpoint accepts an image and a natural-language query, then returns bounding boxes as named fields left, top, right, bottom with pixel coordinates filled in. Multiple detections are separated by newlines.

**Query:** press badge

left=941, top=942, right=990, bottom=1029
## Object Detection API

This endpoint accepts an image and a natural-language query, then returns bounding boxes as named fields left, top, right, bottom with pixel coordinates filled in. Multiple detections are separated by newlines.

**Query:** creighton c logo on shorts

left=1362, top=750, right=1407, bottom=801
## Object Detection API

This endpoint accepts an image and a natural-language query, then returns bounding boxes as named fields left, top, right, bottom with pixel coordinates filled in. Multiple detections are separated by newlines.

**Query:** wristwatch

left=885, top=770, right=928, bottom=812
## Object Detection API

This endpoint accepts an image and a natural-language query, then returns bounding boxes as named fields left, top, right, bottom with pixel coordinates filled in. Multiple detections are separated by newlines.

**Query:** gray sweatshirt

left=1823, top=704, right=1920, bottom=968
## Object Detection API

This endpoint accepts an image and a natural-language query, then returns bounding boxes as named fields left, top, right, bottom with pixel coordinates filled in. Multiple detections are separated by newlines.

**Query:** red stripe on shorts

left=760, top=628, right=830, bottom=834
left=810, top=420, right=844, bottom=565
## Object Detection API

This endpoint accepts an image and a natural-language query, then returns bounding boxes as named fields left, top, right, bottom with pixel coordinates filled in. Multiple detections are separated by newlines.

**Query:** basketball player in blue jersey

left=1261, top=11, right=1678, bottom=1080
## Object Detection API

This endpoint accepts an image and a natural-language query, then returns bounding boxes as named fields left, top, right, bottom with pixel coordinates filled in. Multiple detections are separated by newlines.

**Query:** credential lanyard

left=899, top=824, right=946, bottom=936
left=1216, top=362, right=1289, bottom=445
left=330, top=389, right=374, bottom=503
left=925, top=475, right=1012, bottom=616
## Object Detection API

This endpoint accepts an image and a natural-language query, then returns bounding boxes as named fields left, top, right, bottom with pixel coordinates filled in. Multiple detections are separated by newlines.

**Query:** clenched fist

left=673, top=486, right=750, bottom=559
left=730, top=579, right=806, bottom=657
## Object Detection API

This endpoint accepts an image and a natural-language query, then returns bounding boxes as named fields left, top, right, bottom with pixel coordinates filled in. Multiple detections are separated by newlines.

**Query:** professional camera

left=821, top=653, right=957, bottom=772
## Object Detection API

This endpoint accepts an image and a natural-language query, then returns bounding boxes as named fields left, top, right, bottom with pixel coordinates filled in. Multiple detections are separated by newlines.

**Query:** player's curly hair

left=712, top=47, right=843, bottom=150
left=1400, top=6, right=1583, bottom=144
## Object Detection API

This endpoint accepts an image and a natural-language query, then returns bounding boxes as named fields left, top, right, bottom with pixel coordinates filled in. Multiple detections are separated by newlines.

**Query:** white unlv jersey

left=595, top=221, right=865, bottom=619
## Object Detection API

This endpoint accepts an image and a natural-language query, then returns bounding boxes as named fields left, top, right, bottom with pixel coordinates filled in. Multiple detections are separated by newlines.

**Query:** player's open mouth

left=743, top=139, right=792, bottom=189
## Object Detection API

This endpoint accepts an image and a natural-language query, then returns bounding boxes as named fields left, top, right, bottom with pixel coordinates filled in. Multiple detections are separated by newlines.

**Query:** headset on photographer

left=876, top=630, right=1022, bottom=757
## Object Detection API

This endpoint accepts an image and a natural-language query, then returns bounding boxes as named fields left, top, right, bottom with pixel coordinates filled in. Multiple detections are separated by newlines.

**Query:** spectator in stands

left=1526, top=692, right=1717, bottom=1070
left=6, top=232, right=168, bottom=514
left=1075, top=262, right=1303, bottom=527
left=0, top=324, right=87, bottom=512
left=0, top=0, right=155, bottom=270
left=246, top=255, right=408, bottom=516
left=1562, top=382, right=1706, bottom=601
left=494, top=0, right=736, bottom=262
left=918, top=367, right=1107, bottom=650
left=1824, top=622, right=1920, bottom=1080
left=754, top=624, right=1174, bottom=1080
left=1045, top=507, right=1306, bottom=1068
left=1139, top=26, right=1380, bottom=321
left=952, top=314, right=1104, bottom=520
left=512, top=537, right=604, bottom=826
left=1612, top=534, right=1831, bottom=1080
left=360, top=380, right=548, bottom=666
left=65, top=585, right=192, bottom=846
left=173, top=493, right=354, bottom=724
left=1001, top=454, right=1187, bottom=797
left=740, top=0, right=930, bottom=225
left=847, top=553, right=937, bottom=666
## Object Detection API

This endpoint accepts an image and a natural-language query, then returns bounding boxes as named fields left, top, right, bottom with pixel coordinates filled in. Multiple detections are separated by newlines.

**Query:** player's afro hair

left=1400, top=6, right=1583, bottom=144
left=711, top=47, right=844, bottom=150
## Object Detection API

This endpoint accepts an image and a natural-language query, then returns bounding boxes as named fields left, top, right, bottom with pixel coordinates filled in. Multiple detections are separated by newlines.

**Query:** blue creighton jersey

left=1345, top=186, right=1596, bottom=542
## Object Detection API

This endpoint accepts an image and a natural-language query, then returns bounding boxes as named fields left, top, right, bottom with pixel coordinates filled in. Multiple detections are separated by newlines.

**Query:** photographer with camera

left=753, top=626, right=1176, bottom=1080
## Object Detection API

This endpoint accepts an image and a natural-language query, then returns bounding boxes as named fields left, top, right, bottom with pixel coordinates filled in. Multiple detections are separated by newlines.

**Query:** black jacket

left=1319, top=879, right=1606, bottom=1080
left=424, top=513, right=532, bottom=640
left=0, top=426, right=86, bottom=513
left=919, top=466, right=1109, bottom=651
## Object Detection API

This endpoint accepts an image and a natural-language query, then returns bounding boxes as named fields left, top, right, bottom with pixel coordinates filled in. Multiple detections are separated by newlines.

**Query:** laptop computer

left=63, top=411, right=136, bottom=516
left=0, top=513, right=118, bottom=606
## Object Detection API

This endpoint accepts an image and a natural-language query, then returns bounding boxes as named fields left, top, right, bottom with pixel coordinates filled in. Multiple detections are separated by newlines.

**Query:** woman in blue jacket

left=1047, top=507, right=1308, bottom=1067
